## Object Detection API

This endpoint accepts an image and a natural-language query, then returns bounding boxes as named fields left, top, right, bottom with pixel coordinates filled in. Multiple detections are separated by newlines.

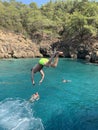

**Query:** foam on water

left=0, top=98, right=44, bottom=130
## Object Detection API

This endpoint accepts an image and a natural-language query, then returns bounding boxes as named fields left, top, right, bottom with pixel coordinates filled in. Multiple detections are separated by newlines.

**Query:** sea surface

left=0, top=58, right=98, bottom=130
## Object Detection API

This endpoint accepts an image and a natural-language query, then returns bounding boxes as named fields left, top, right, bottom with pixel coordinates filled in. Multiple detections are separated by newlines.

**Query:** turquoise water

left=0, top=58, right=98, bottom=130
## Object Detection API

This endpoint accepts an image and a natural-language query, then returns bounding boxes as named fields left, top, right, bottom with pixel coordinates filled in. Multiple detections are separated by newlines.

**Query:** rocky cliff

left=0, top=29, right=98, bottom=63
left=40, top=36, right=98, bottom=63
left=0, top=30, right=42, bottom=58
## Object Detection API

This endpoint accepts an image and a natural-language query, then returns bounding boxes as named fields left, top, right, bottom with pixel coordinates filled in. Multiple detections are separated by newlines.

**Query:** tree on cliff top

left=0, top=0, right=98, bottom=43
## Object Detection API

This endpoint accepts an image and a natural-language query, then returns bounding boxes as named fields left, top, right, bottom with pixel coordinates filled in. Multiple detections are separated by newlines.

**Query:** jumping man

left=31, top=51, right=63, bottom=85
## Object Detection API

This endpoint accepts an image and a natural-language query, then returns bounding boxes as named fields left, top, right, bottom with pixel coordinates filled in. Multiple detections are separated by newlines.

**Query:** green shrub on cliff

left=0, top=0, right=98, bottom=43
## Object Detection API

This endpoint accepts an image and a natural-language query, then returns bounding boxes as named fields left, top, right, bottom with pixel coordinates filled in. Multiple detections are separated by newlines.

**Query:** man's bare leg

left=45, top=52, right=58, bottom=66
left=50, top=51, right=63, bottom=67
left=51, top=54, right=59, bottom=67
left=45, top=51, right=63, bottom=67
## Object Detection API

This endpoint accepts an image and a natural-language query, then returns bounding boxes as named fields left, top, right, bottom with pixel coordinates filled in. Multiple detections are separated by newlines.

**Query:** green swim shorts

left=39, top=58, right=49, bottom=65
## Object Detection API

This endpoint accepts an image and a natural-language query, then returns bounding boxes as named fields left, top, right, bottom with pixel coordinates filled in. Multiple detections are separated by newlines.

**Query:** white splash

left=0, top=98, right=44, bottom=130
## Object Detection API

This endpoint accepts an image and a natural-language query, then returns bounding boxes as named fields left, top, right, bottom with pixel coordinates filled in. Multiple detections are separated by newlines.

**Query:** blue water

left=0, top=58, right=98, bottom=130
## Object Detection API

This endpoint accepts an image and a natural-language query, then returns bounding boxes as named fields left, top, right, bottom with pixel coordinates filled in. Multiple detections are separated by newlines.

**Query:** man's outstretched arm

left=31, top=70, right=35, bottom=85
left=39, top=69, right=45, bottom=84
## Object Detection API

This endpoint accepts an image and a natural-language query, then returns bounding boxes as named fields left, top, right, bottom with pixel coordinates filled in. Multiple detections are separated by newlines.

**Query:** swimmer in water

left=62, top=79, right=71, bottom=83
left=29, top=92, right=39, bottom=102
left=31, top=51, right=63, bottom=85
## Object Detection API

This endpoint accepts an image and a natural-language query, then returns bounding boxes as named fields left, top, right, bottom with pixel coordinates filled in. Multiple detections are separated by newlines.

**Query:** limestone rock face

left=0, top=29, right=98, bottom=63
left=0, top=30, right=42, bottom=58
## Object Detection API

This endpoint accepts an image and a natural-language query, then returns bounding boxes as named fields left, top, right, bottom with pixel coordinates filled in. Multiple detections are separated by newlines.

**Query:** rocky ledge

left=0, top=30, right=42, bottom=58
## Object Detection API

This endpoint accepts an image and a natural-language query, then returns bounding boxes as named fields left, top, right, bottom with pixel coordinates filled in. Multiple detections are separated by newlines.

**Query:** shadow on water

left=76, top=59, right=98, bottom=66
left=45, top=106, right=98, bottom=130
